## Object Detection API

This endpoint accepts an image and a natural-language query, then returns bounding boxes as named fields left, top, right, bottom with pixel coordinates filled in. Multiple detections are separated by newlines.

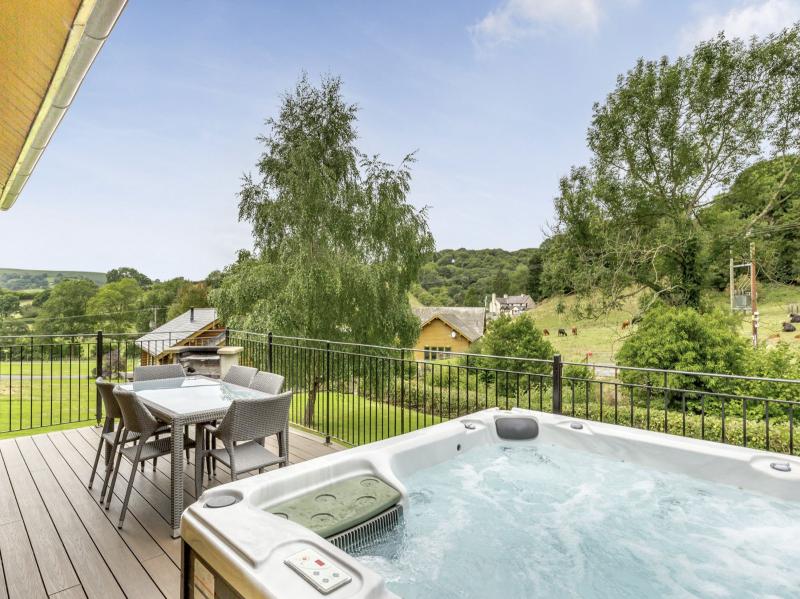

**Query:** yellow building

left=412, top=307, right=486, bottom=360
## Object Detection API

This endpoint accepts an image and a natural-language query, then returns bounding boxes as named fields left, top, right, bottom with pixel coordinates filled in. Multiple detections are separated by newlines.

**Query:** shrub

left=476, top=315, right=554, bottom=393
left=735, top=343, right=800, bottom=419
left=616, top=305, right=748, bottom=394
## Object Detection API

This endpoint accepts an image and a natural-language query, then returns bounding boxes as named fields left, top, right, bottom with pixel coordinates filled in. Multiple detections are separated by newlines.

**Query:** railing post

left=552, top=354, right=562, bottom=415
left=325, top=341, right=331, bottom=444
left=225, top=327, right=230, bottom=346
left=95, top=330, right=103, bottom=425
left=267, top=332, right=273, bottom=372
left=400, top=349, right=405, bottom=435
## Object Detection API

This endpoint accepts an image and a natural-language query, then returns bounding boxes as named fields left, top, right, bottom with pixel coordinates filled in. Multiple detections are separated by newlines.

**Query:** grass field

left=527, top=283, right=800, bottom=364
left=0, top=375, right=99, bottom=438
left=289, top=391, right=441, bottom=446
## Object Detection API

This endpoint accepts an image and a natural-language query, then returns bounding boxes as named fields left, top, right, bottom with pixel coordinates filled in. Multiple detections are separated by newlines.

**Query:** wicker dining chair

left=89, top=378, right=169, bottom=503
left=223, top=365, right=258, bottom=387
left=250, top=371, right=285, bottom=394
left=133, top=362, right=191, bottom=461
left=133, top=363, right=186, bottom=381
left=206, top=370, right=287, bottom=478
left=107, top=387, right=195, bottom=529
left=196, top=392, right=291, bottom=496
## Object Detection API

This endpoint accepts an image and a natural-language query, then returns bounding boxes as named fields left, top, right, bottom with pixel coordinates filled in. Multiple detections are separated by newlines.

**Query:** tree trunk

left=305, top=377, right=321, bottom=427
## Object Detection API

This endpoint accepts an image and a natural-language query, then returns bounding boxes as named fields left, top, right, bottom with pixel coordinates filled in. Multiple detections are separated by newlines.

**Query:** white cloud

left=679, top=0, right=800, bottom=51
left=471, top=0, right=604, bottom=44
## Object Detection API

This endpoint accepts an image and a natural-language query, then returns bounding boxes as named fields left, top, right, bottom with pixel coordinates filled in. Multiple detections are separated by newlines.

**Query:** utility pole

left=729, top=250, right=734, bottom=312
left=750, top=242, right=758, bottom=348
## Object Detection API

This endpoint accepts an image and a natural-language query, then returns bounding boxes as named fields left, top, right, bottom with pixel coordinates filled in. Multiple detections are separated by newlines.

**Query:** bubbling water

left=353, top=443, right=800, bottom=599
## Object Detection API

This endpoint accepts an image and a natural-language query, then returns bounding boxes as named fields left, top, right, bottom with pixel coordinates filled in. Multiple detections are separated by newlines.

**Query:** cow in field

left=783, top=322, right=797, bottom=333
left=621, top=320, right=630, bottom=330
left=542, top=329, right=550, bottom=336
left=558, top=328, right=567, bottom=337
left=790, top=313, right=800, bottom=323
left=571, top=327, right=578, bottom=336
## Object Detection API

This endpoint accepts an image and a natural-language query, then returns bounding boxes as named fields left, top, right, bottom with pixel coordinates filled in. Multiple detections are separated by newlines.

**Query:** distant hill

left=0, top=268, right=106, bottom=291
left=415, top=248, right=536, bottom=306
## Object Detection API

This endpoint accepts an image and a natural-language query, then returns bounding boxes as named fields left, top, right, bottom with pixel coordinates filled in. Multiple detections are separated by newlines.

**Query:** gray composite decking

left=0, top=425, right=343, bottom=599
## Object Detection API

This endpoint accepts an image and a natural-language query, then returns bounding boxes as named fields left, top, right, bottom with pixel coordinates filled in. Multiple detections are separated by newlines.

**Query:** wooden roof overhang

left=0, top=0, right=127, bottom=210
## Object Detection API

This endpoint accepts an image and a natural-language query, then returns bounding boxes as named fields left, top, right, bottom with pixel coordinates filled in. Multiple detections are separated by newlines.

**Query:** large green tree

left=86, top=278, right=142, bottom=332
left=546, top=27, right=800, bottom=312
left=167, top=282, right=210, bottom=320
left=210, top=75, right=434, bottom=424
left=0, top=292, right=20, bottom=318
left=477, top=314, right=554, bottom=394
left=134, top=278, right=187, bottom=331
left=106, top=267, right=152, bottom=287
left=35, top=279, right=98, bottom=335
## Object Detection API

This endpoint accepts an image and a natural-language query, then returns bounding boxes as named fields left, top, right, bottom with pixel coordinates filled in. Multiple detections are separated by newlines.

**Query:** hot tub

left=181, top=408, right=800, bottom=598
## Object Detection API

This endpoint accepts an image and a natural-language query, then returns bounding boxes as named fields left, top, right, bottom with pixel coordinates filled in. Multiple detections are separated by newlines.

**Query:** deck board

left=0, top=426, right=342, bottom=598
left=1, top=439, right=79, bottom=595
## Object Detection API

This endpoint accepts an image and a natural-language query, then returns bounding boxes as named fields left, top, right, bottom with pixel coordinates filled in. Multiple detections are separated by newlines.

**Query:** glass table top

left=118, top=376, right=268, bottom=416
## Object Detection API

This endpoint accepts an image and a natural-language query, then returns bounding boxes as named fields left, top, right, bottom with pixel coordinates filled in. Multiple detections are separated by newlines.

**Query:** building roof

left=136, top=308, right=220, bottom=357
left=412, top=306, right=486, bottom=342
left=0, top=0, right=127, bottom=211
left=495, top=294, right=532, bottom=305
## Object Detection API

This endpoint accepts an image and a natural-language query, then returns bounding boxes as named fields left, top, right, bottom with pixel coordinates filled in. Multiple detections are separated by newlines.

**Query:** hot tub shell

left=181, top=408, right=800, bottom=598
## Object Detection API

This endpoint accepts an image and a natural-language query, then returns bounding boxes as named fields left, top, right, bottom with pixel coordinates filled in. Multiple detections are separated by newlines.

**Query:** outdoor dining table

left=117, top=375, right=276, bottom=538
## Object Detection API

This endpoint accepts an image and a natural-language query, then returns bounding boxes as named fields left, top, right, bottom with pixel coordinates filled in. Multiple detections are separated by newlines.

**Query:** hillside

left=0, top=268, right=106, bottom=291
left=416, top=248, right=536, bottom=306
left=526, top=284, right=800, bottom=364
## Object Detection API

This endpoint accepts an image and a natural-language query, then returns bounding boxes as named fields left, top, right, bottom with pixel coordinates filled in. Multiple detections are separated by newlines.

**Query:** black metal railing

left=229, top=331, right=800, bottom=455
left=2, top=329, right=799, bottom=456
left=0, top=330, right=221, bottom=436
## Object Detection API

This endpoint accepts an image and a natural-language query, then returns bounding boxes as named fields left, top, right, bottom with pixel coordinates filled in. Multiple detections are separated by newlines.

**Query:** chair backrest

left=96, top=377, right=121, bottom=419
left=223, top=365, right=257, bottom=388
left=216, top=392, right=292, bottom=445
left=250, top=371, right=285, bottom=395
left=113, top=387, right=159, bottom=435
left=133, top=363, right=185, bottom=382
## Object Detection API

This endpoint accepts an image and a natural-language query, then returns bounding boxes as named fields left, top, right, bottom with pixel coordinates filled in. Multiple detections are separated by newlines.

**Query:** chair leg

left=88, top=433, right=105, bottom=490
left=105, top=446, right=125, bottom=510
left=153, top=432, right=159, bottom=471
left=212, top=435, right=218, bottom=476
left=119, top=443, right=144, bottom=529
left=204, top=430, right=212, bottom=479
left=185, top=425, right=190, bottom=462
left=99, top=427, right=124, bottom=504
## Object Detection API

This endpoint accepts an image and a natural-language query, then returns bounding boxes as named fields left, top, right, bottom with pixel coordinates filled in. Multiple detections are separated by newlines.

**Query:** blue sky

left=2, top=0, right=798, bottom=280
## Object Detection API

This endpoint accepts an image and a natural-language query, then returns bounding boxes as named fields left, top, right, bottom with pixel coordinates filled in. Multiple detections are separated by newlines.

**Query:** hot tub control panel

left=285, top=548, right=352, bottom=595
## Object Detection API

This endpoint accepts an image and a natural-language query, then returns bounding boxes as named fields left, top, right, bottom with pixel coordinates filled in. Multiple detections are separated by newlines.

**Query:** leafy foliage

left=0, top=293, right=20, bottom=318
left=210, top=74, right=433, bottom=347
left=704, top=156, right=800, bottom=287
left=35, top=279, right=98, bottom=335
left=86, top=278, right=143, bottom=333
left=476, top=314, right=554, bottom=392
left=0, top=269, right=105, bottom=291
left=166, top=282, right=210, bottom=321
left=546, top=27, right=800, bottom=312
left=106, top=267, right=152, bottom=287
left=616, top=305, right=748, bottom=388
left=416, top=248, right=536, bottom=306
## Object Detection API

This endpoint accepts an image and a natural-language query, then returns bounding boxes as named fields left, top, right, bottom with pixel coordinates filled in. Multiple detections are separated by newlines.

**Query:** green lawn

left=289, top=391, right=441, bottom=446
left=0, top=375, right=99, bottom=438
